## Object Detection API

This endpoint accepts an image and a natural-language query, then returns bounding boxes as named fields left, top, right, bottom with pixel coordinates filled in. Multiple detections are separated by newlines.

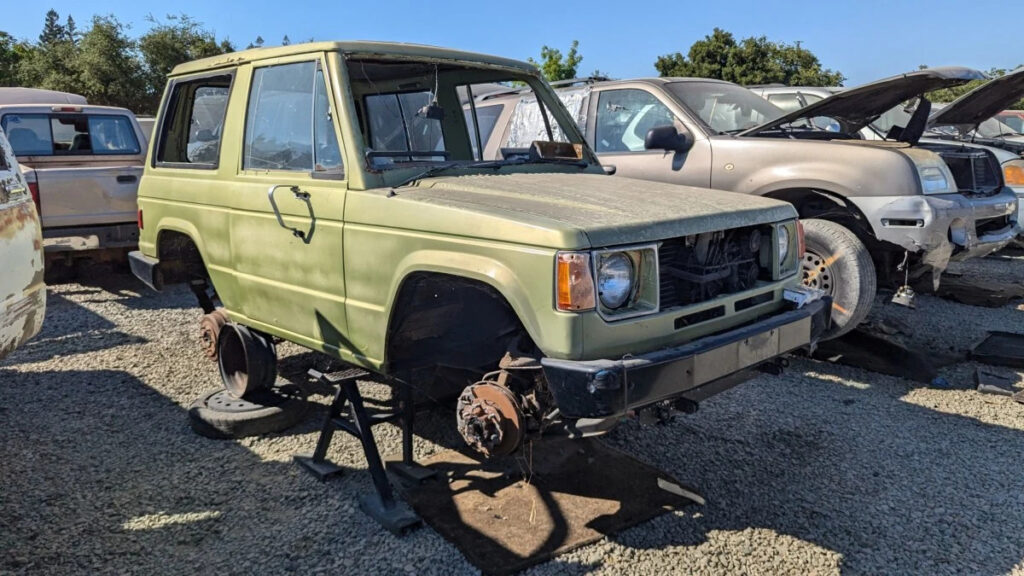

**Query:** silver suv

left=472, top=68, right=1019, bottom=336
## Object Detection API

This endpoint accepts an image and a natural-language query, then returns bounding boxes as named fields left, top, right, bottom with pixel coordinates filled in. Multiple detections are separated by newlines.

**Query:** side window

left=313, top=69, right=343, bottom=174
left=594, top=89, right=677, bottom=153
left=463, top=103, right=504, bottom=159
left=244, top=61, right=317, bottom=171
left=766, top=93, right=803, bottom=113
left=156, top=74, right=232, bottom=167
left=1, top=114, right=52, bottom=155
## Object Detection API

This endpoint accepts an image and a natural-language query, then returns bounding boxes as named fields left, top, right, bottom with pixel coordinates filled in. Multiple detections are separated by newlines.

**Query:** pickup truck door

left=227, top=57, right=351, bottom=354
left=586, top=87, right=712, bottom=188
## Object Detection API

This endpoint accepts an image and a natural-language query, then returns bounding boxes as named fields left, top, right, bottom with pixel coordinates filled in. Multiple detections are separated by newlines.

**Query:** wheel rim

left=802, top=249, right=836, bottom=295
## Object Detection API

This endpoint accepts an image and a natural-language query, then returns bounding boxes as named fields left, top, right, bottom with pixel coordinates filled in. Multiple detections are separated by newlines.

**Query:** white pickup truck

left=0, top=96, right=146, bottom=273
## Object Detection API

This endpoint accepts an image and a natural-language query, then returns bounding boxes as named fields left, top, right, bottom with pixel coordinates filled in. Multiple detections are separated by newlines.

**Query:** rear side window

left=1, top=113, right=140, bottom=156
left=156, top=73, right=233, bottom=167
left=365, top=90, right=446, bottom=159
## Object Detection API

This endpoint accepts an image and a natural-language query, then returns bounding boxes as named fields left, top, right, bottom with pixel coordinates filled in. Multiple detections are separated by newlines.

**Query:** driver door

left=587, top=87, right=711, bottom=187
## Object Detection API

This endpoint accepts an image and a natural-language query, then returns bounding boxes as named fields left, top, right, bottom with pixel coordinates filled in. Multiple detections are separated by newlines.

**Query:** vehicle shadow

left=1, top=291, right=147, bottom=365
left=594, top=359, right=1024, bottom=575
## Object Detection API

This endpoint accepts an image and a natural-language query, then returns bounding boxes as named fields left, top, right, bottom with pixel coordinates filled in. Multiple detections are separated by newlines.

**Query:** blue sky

left=4, top=0, right=1021, bottom=86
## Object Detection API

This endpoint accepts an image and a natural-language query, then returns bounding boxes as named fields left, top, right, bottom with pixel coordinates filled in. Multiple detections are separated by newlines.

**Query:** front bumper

left=852, top=190, right=1018, bottom=263
left=541, top=295, right=831, bottom=420
left=128, top=251, right=163, bottom=291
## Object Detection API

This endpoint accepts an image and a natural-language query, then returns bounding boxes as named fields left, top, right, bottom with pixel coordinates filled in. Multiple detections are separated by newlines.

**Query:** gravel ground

left=2, top=253, right=1023, bottom=576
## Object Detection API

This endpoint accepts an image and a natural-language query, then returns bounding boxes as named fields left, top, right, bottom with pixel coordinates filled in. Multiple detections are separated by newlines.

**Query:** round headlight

left=598, top=252, right=634, bottom=309
left=778, top=226, right=790, bottom=263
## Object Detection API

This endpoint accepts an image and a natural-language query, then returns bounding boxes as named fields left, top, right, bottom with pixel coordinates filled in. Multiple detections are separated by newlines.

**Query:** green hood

left=346, top=173, right=795, bottom=249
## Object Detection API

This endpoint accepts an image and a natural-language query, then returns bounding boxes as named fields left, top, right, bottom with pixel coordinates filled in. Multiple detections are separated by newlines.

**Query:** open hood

left=929, top=67, right=1024, bottom=130
left=740, top=67, right=987, bottom=137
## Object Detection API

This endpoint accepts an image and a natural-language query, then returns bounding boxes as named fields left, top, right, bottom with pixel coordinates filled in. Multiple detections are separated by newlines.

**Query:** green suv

left=129, top=41, right=830, bottom=454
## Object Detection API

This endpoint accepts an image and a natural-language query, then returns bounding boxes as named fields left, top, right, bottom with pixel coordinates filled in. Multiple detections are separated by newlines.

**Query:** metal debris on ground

left=969, top=331, right=1024, bottom=369
left=914, top=273, right=1024, bottom=308
left=813, top=320, right=948, bottom=383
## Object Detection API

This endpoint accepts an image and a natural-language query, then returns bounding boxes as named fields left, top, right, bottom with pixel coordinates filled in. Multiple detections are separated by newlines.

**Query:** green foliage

left=924, top=66, right=1024, bottom=109
left=76, top=15, right=144, bottom=110
left=1, top=10, right=234, bottom=113
left=654, top=28, right=844, bottom=87
left=138, top=14, right=233, bottom=111
left=528, top=40, right=583, bottom=82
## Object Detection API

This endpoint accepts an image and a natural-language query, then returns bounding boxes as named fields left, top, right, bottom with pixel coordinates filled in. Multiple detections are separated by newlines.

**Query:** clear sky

left=4, top=0, right=1020, bottom=86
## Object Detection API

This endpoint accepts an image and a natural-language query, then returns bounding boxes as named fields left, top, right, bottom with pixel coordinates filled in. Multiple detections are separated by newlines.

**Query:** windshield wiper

left=393, top=162, right=461, bottom=188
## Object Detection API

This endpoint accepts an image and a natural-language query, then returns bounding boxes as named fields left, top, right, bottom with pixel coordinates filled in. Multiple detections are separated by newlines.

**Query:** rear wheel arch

left=154, top=227, right=210, bottom=284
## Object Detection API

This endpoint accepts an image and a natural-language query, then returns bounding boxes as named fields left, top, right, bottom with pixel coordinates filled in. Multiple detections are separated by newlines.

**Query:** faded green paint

left=138, top=42, right=804, bottom=373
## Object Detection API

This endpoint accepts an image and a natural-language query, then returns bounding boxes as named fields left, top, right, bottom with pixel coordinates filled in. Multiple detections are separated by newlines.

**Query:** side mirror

left=644, top=125, right=693, bottom=153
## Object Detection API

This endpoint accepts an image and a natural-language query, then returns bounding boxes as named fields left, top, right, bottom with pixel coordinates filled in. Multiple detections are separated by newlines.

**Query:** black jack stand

left=294, top=368, right=432, bottom=535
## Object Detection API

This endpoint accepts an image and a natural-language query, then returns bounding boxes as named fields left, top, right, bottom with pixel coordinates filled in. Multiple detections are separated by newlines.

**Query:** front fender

left=388, top=249, right=580, bottom=358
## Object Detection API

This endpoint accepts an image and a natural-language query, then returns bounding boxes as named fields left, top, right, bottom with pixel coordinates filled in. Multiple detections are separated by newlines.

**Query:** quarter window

left=594, top=89, right=678, bottom=153
left=156, top=74, right=232, bottom=167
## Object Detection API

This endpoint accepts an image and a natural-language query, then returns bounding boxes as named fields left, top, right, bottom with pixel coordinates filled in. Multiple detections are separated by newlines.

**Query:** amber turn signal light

left=556, top=252, right=596, bottom=311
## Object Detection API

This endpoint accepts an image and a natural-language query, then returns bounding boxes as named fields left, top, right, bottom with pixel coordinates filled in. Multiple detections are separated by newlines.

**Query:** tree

left=76, top=15, right=145, bottom=109
left=528, top=40, right=583, bottom=82
left=246, top=35, right=264, bottom=49
left=39, top=9, right=65, bottom=46
left=18, top=10, right=79, bottom=93
left=282, top=35, right=290, bottom=46
left=925, top=66, right=1024, bottom=109
left=65, top=16, right=78, bottom=44
left=0, top=32, right=27, bottom=86
left=654, top=28, right=844, bottom=87
left=138, top=14, right=233, bottom=111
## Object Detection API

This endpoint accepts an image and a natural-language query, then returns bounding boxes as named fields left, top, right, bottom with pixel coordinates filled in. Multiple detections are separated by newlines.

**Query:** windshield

left=665, top=81, right=784, bottom=133
left=346, top=57, right=590, bottom=176
left=976, top=117, right=1021, bottom=137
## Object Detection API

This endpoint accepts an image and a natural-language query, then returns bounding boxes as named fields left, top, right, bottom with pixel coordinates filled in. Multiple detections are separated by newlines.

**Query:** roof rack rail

left=548, top=76, right=611, bottom=88
left=745, top=83, right=788, bottom=89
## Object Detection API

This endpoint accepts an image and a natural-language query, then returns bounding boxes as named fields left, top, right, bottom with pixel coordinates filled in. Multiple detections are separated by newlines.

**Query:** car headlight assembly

left=916, top=163, right=956, bottom=194
left=597, top=252, right=634, bottom=309
left=777, top=225, right=790, bottom=264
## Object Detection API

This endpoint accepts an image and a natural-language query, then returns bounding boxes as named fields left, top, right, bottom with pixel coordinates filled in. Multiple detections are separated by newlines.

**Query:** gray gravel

left=2, top=254, right=1024, bottom=576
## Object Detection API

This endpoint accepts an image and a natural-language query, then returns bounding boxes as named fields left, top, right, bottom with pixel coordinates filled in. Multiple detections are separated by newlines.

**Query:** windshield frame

left=340, top=53, right=599, bottom=188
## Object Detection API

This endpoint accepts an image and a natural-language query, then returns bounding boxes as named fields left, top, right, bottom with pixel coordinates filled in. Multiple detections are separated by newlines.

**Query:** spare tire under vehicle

left=188, top=382, right=309, bottom=439
left=799, top=218, right=876, bottom=339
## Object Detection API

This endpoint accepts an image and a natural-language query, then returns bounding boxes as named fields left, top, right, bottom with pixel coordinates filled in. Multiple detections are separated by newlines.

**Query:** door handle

left=267, top=185, right=312, bottom=240
left=116, top=174, right=137, bottom=184
left=602, top=164, right=617, bottom=175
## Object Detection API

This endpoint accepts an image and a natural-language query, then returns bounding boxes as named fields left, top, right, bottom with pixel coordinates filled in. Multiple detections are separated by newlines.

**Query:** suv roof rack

left=745, top=83, right=788, bottom=89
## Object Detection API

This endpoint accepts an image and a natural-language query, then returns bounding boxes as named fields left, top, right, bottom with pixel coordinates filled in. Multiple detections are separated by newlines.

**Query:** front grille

left=939, top=149, right=1001, bottom=195
left=976, top=215, right=1011, bottom=236
left=658, top=225, right=769, bottom=311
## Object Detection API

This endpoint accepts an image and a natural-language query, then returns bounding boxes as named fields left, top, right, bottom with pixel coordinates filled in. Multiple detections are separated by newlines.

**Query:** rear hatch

left=25, top=163, right=142, bottom=228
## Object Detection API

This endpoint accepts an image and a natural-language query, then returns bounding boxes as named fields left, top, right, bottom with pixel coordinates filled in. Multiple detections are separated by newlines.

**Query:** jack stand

left=891, top=251, right=917, bottom=309
left=892, top=285, right=917, bottom=308
left=294, top=368, right=422, bottom=535
left=386, top=384, right=438, bottom=485
left=188, top=279, right=218, bottom=314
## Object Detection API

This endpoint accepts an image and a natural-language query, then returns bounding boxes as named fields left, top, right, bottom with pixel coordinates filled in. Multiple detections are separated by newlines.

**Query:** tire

left=188, top=381, right=309, bottom=439
left=800, top=219, right=876, bottom=339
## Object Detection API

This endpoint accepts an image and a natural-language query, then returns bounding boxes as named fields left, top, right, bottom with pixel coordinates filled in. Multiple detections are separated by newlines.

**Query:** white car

left=0, top=125, right=45, bottom=360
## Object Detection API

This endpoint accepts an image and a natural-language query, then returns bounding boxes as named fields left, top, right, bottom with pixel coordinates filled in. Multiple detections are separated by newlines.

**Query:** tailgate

left=32, top=164, right=141, bottom=228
